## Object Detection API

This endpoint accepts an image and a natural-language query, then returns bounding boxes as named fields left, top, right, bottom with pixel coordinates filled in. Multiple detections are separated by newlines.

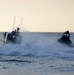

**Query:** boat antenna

left=12, top=16, right=16, bottom=31
left=19, top=17, right=23, bottom=30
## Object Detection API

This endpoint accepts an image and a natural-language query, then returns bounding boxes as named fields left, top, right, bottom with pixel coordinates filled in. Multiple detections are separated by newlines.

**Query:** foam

left=0, top=32, right=74, bottom=59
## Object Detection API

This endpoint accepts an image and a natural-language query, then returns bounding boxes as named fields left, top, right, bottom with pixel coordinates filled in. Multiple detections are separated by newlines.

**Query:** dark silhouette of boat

left=3, top=27, right=22, bottom=44
left=58, top=30, right=73, bottom=47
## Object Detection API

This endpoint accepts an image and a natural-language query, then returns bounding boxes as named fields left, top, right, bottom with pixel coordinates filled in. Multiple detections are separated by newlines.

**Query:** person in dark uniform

left=17, top=27, right=20, bottom=32
left=11, top=27, right=20, bottom=35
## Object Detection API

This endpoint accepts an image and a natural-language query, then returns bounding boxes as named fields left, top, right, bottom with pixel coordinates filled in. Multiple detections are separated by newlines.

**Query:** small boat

left=58, top=31, right=74, bottom=47
left=3, top=27, right=22, bottom=44
left=2, top=17, right=23, bottom=44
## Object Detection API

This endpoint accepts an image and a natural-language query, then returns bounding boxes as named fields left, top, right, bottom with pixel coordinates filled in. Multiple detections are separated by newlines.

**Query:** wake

left=0, top=32, right=74, bottom=59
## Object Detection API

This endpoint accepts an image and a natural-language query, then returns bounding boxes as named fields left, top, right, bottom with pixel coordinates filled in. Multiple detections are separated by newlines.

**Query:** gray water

left=0, top=32, right=74, bottom=75
left=0, top=56, right=74, bottom=75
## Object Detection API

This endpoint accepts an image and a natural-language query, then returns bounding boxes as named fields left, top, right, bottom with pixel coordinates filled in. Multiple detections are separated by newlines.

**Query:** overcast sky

left=0, top=0, right=74, bottom=32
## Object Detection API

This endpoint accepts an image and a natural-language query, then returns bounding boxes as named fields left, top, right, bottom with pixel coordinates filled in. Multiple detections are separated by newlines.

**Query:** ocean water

left=0, top=32, right=74, bottom=75
left=0, top=32, right=74, bottom=57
